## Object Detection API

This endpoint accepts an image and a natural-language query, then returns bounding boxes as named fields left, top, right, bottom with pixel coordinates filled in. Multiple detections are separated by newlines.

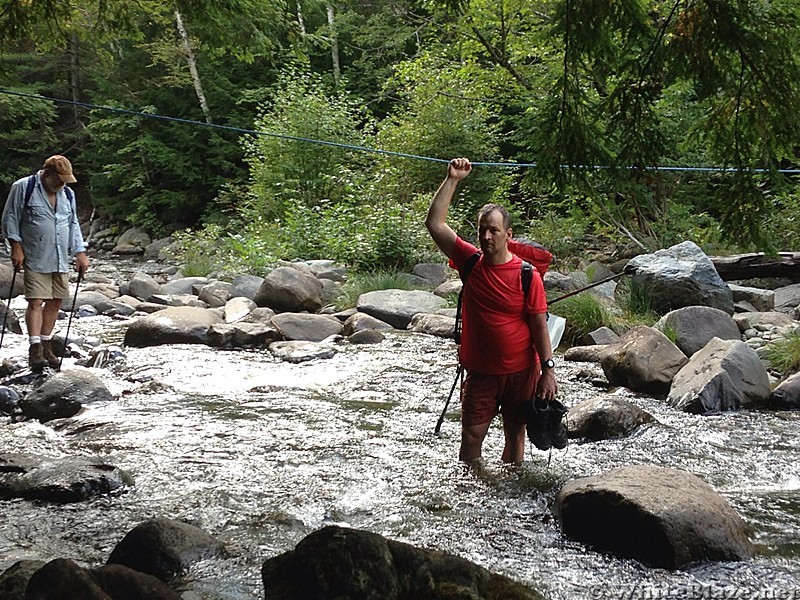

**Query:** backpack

left=453, top=252, right=534, bottom=345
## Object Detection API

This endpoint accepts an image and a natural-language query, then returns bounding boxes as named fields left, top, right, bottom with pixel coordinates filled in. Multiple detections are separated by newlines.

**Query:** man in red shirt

left=426, top=158, right=558, bottom=464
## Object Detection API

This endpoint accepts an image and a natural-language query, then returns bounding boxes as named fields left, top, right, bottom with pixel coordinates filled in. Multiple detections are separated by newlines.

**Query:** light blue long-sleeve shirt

left=2, top=173, right=87, bottom=273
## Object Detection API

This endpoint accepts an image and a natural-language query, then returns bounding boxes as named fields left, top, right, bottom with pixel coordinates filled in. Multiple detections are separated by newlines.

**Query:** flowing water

left=0, top=262, right=799, bottom=599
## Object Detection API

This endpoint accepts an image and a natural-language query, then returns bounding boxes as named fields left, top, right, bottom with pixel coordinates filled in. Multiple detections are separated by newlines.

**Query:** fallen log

left=710, top=252, right=800, bottom=281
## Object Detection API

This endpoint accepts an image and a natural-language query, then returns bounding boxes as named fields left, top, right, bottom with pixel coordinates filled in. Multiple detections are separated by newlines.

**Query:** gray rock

left=224, top=296, right=257, bottom=323
left=21, top=368, right=114, bottom=422
left=769, top=372, right=800, bottom=410
left=600, top=326, right=688, bottom=396
left=124, top=306, right=223, bottom=347
left=254, top=267, right=324, bottom=313
left=269, top=340, right=336, bottom=363
left=357, top=289, right=448, bottom=329
left=128, top=271, right=165, bottom=301
left=198, top=281, right=233, bottom=308
left=555, top=465, right=754, bottom=569
left=0, top=560, right=45, bottom=600
left=667, top=337, right=771, bottom=413
left=728, top=283, right=774, bottom=312
left=207, top=322, right=282, bottom=349
left=411, top=262, right=449, bottom=287
left=626, top=241, right=734, bottom=314
left=342, top=312, right=393, bottom=336
left=261, top=525, right=543, bottom=600
left=657, top=306, right=741, bottom=357
left=271, top=313, right=343, bottom=342
left=231, top=274, right=265, bottom=299
left=108, top=517, right=226, bottom=582
left=407, top=313, right=455, bottom=338
left=566, top=396, right=655, bottom=440
left=0, top=453, right=132, bottom=503
left=162, top=276, right=210, bottom=296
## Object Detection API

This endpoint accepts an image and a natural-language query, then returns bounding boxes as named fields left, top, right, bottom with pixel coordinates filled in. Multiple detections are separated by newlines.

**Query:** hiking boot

left=41, top=339, right=60, bottom=369
left=28, top=343, right=48, bottom=371
left=548, top=399, right=569, bottom=450
left=524, top=396, right=551, bottom=451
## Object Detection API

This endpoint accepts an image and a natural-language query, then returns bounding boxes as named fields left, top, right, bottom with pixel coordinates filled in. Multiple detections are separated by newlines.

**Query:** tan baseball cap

left=43, top=155, right=77, bottom=183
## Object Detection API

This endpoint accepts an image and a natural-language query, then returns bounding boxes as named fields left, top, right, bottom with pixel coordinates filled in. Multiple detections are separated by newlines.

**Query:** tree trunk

left=67, top=33, right=83, bottom=128
left=710, top=253, right=800, bottom=281
left=175, top=9, right=212, bottom=124
left=327, top=4, right=340, bottom=86
left=296, top=0, right=306, bottom=36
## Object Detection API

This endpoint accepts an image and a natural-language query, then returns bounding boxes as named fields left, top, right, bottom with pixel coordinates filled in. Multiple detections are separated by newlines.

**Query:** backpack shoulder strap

left=459, top=251, right=481, bottom=283
left=24, top=175, right=36, bottom=208
left=521, top=260, right=533, bottom=298
left=454, top=251, right=481, bottom=345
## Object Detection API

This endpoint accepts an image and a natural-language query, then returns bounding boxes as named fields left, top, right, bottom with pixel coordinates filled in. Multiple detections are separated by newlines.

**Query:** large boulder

left=357, top=289, right=448, bottom=329
left=769, top=371, right=800, bottom=410
left=0, top=453, right=132, bottom=503
left=261, top=525, right=543, bottom=600
left=667, top=337, right=771, bottom=413
left=657, top=305, right=741, bottom=357
left=108, top=517, right=227, bottom=582
left=626, top=241, right=734, bottom=314
left=566, top=397, right=655, bottom=441
left=555, top=465, right=754, bottom=569
left=124, top=306, right=223, bottom=347
left=254, top=267, right=324, bottom=313
left=271, top=313, right=343, bottom=342
left=600, top=326, right=688, bottom=396
left=128, top=271, right=165, bottom=301
left=20, top=368, right=114, bottom=422
left=24, top=559, right=182, bottom=600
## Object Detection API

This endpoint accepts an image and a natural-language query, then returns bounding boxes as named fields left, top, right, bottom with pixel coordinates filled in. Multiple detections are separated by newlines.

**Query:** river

left=0, top=259, right=798, bottom=599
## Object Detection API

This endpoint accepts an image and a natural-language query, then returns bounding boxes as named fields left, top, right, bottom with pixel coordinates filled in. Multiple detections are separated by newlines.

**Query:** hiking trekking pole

left=547, top=270, right=628, bottom=306
left=435, top=364, right=463, bottom=435
left=0, top=267, right=18, bottom=351
left=58, top=270, right=83, bottom=371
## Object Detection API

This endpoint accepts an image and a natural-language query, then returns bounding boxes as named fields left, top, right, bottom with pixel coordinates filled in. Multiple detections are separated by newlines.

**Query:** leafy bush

left=548, top=293, right=612, bottom=346
left=763, top=333, right=800, bottom=377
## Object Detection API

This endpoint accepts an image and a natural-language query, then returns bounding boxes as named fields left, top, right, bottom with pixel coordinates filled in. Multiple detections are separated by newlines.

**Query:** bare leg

left=460, top=421, right=492, bottom=462
left=25, top=299, right=44, bottom=337
left=40, top=299, right=62, bottom=336
left=501, top=421, right=526, bottom=463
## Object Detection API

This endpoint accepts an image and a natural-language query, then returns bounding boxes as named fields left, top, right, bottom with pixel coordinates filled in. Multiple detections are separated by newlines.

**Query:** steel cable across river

left=0, top=255, right=798, bottom=599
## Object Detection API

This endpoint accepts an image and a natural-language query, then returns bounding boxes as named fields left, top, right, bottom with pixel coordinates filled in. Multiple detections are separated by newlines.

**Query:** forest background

left=1, top=0, right=799, bottom=277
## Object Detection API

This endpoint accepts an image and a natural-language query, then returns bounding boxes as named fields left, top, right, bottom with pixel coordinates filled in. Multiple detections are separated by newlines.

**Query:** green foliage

left=762, top=332, right=800, bottom=378
left=245, top=66, right=375, bottom=222
left=614, top=279, right=660, bottom=328
left=548, top=293, right=611, bottom=346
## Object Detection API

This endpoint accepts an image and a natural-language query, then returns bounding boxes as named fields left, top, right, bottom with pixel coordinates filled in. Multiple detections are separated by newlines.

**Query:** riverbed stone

left=124, top=306, right=223, bottom=347
left=0, top=452, right=132, bottom=503
left=161, top=276, right=210, bottom=295
left=566, top=396, right=655, bottom=441
left=555, top=465, right=754, bottom=569
left=254, top=267, right=324, bottom=313
left=342, top=312, right=393, bottom=335
left=269, top=340, right=336, bottom=363
left=24, top=559, right=182, bottom=600
left=107, top=517, right=227, bottom=582
left=357, top=289, right=448, bottom=329
left=769, top=371, right=800, bottom=410
left=407, top=312, right=455, bottom=338
left=128, top=271, right=165, bottom=301
left=667, top=337, right=770, bottom=413
left=271, top=313, right=343, bottom=342
left=231, top=274, right=265, bottom=299
left=0, top=262, right=24, bottom=299
left=0, top=303, right=22, bottom=335
left=626, top=241, right=734, bottom=314
left=600, top=326, right=688, bottom=396
left=198, top=281, right=233, bottom=308
left=261, top=525, right=544, bottom=600
left=207, top=322, right=282, bottom=348
left=656, top=306, right=741, bottom=357
left=0, top=559, right=45, bottom=600
left=20, top=368, right=114, bottom=422
left=224, top=296, right=257, bottom=323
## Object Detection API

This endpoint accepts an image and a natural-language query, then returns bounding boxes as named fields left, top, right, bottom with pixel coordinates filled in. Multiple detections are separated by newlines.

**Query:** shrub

left=763, top=333, right=800, bottom=377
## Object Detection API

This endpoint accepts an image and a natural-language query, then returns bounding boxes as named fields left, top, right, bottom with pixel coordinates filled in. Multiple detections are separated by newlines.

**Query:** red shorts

left=461, top=368, right=539, bottom=427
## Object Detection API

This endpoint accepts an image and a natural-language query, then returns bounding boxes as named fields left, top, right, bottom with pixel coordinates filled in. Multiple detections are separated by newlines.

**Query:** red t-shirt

left=452, top=237, right=548, bottom=374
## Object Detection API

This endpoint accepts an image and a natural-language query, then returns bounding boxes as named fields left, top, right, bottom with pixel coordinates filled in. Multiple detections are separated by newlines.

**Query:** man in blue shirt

left=2, top=155, right=89, bottom=370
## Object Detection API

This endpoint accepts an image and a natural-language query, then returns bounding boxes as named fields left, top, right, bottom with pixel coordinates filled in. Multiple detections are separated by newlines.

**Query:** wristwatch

left=541, top=358, right=555, bottom=369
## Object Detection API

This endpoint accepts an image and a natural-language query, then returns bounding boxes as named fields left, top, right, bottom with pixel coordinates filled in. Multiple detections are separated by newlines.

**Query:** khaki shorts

left=24, top=270, right=70, bottom=300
